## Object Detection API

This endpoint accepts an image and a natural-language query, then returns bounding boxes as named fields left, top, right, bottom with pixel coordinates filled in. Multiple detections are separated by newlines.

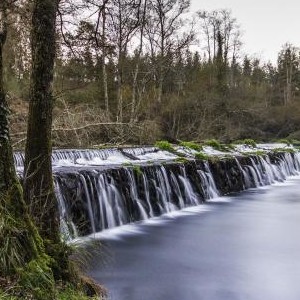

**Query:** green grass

left=0, top=287, right=100, bottom=300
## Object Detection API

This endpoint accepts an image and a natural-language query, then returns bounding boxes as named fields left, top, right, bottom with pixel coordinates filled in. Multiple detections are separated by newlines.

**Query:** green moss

left=133, top=165, right=143, bottom=176
left=273, top=148, right=295, bottom=154
left=276, top=139, right=291, bottom=145
left=291, top=139, right=300, bottom=147
left=179, top=141, right=203, bottom=152
left=243, top=139, right=257, bottom=147
left=204, top=139, right=221, bottom=149
left=0, top=285, right=100, bottom=300
left=57, top=285, right=100, bottom=300
left=18, top=255, right=55, bottom=300
left=155, top=140, right=175, bottom=152
left=233, top=139, right=257, bottom=147
left=195, top=152, right=209, bottom=160
left=203, top=139, right=230, bottom=152
left=244, top=150, right=265, bottom=157
left=175, top=157, right=189, bottom=163
left=208, top=156, right=221, bottom=163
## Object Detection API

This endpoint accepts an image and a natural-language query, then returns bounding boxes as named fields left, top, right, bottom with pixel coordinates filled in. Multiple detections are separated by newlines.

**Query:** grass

left=0, top=287, right=101, bottom=300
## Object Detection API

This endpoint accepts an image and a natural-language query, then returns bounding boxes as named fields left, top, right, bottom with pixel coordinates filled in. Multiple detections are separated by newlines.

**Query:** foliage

left=276, top=139, right=291, bottom=145
left=195, top=152, right=209, bottom=160
left=179, top=141, right=203, bottom=152
left=133, top=165, right=143, bottom=176
left=175, top=157, right=189, bottom=163
left=18, top=255, right=55, bottom=300
left=57, top=286, right=100, bottom=300
left=155, top=140, right=175, bottom=152
left=203, top=139, right=230, bottom=152
left=204, top=139, right=222, bottom=149
left=0, top=286, right=101, bottom=300
left=242, top=139, right=257, bottom=147
left=0, top=194, right=26, bottom=275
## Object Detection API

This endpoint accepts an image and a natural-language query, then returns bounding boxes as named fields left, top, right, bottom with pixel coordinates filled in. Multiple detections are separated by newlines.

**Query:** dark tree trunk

left=0, top=14, right=16, bottom=192
left=24, top=0, right=60, bottom=243
left=0, top=3, right=42, bottom=276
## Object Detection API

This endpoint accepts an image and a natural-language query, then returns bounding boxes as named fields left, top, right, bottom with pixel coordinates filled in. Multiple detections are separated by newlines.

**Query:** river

left=88, top=176, right=300, bottom=300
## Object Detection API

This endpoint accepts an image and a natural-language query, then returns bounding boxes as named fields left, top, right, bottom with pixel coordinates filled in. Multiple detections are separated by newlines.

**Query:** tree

left=109, top=0, right=141, bottom=122
left=277, top=43, right=300, bottom=106
left=130, top=0, right=148, bottom=123
left=145, top=0, right=193, bottom=103
left=0, top=3, right=56, bottom=298
left=24, top=0, right=61, bottom=245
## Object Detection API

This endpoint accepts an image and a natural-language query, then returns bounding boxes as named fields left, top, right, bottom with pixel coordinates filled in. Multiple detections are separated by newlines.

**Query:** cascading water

left=14, top=147, right=300, bottom=240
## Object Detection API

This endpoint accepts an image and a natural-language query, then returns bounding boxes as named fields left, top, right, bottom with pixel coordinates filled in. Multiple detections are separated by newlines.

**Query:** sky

left=190, top=0, right=300, bottom=64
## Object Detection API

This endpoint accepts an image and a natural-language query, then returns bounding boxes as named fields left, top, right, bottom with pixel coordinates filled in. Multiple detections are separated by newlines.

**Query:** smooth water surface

left=88, top=177, right=300, bottom=300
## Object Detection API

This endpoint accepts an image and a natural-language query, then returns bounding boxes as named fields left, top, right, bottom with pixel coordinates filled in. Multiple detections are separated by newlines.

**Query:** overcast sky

left=190, top=0, right=300, bottom=64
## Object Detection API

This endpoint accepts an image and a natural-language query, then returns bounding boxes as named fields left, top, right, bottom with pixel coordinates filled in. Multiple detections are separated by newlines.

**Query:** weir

left=14, top=146, right=300, bottom=239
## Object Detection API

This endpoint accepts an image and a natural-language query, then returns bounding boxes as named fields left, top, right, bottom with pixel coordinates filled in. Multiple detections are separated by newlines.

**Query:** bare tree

left=130, top=0, right=148, bottom=123
left=197, top=9, right=241, bottom=65
left=145, top=0, right=193, bottom=103
left=107, top=0, right=141, bottom=122
left=277, top=43, right=300, bottom=105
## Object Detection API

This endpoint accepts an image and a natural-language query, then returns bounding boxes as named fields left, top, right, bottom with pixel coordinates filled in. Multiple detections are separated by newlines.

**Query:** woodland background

left=5, top=0, right=300, bottom=148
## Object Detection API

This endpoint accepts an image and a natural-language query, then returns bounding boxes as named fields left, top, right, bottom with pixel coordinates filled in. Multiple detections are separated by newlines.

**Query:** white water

left=13, top=145, right=300, bottom=240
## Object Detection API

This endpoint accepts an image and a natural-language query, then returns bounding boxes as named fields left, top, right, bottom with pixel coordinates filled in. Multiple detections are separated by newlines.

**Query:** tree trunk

left=24, top=0, right=60, bottom=243
left=117, top=61, right=123, bottom=122
left=0, top=3, right=42, bottom=277
left=102, top=4, right=109, bottom=115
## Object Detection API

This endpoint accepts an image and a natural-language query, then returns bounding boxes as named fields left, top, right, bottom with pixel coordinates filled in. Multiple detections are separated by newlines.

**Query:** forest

left=4, top=0, right=300, bottom=148
left=1, top=0, right=300, bottom=299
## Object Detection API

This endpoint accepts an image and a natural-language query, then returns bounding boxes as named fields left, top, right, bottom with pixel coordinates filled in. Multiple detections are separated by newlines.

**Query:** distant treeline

left=4, top=0, right=300, bottom=145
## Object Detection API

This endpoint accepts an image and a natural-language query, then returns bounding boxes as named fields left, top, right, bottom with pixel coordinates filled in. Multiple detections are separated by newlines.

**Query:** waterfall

left=14, top=147, right=300, bottom=239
